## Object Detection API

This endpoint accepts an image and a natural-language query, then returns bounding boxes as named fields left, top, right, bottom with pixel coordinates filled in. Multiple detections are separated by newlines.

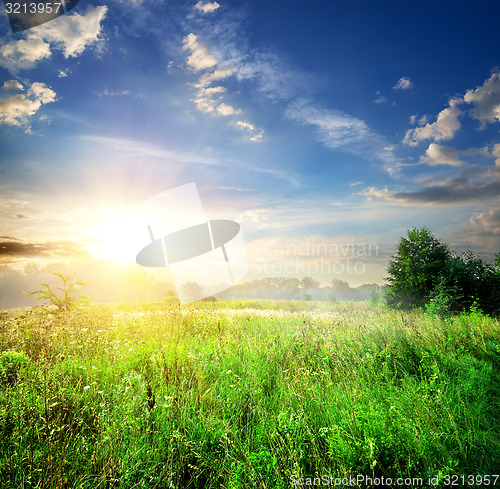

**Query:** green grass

left=0, top=300, right=499, bottom=488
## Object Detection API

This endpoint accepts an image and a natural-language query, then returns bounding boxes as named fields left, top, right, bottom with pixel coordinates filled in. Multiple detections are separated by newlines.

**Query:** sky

left=1, top=0, right=500, bottom=298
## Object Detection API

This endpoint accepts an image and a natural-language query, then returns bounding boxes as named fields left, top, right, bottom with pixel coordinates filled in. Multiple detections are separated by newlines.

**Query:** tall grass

left=0, top=301, right=499, bottom=488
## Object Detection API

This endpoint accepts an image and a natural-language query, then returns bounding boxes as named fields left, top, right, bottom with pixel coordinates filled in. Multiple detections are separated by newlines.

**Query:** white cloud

left=215, top=103, right=241, bottom=116
left=94, top=89, right=131, bottom=97
left=201, top=86, right=226, bottom=96
left=0, top=6, right=107, bottom=74
left=182, top=40, right=264, bottom=139
left=393, top=77, right=413, bottom=91
left=0, top=81, right=56, bottom=130
left=286, top=102, right=370, bottom=149
left=374, top=91, right=387, bottom=104
left=359, top=186, right=391, bottom=201
left=403, top=98, right=462, bottom=145
left=2, top=80, right=24, bottom=91
left=234, top=51, right=315, bottom=101
left=236, top=121, right=255, bottom=131
left=182, top=33, right=218, bottom=72
left=464, top=72, right=500, bottom=126
left=191, top=94, right=217, bottom=114
left=250, top=131, right=264, bottom=142
left=197, top=69, right=233, bottom=87
left=0, top=36, right=51, bottom=72
left=404, top=72, right=500, bottom=147
left=420, top=143, right=466, bottom=167
left=285, top=100, right=397, bottom=168
left=33, top=6, right=108, bottom=58
left=194, top=1, right=220, bottom=13
left=451, top=202, right=500, bottom=252
left=217, top=185, right=254, bottom=192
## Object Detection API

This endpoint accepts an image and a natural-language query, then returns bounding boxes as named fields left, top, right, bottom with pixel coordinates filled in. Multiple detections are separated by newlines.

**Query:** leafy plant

left=24, top=271, right=92, bottom=312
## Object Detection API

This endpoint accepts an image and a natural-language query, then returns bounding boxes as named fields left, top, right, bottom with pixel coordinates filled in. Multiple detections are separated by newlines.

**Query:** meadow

left=0, top=300, right=499, bottom=488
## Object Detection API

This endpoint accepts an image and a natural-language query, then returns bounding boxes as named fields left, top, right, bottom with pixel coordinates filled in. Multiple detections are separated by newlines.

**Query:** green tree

left=24, top=271, right=91, bottom=312
left=385, top=227, right=450, bottom=309
left=436, top=250, right=500, bottom=315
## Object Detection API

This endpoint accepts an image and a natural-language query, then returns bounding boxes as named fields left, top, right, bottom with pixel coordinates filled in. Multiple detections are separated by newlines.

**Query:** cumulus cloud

left=420, top=143, right=466, bottom=167
left=0, top=81, right=56, bottom=130
left=194, top=1, right=220, bottom=13
left=465, top=207, right=500, bottom=237
left=35, top=5, right=107, bottom=57
left=464, top=72, right=500, bottom=126
left=182, top=33, right=218, bottom=72
left=0, top=36, right=51, bottom=72
left=403, top=72, right=500, bottom=147
left=2, top=80, right=24, bottom=91
left=404, top=98, right=462, bottom=145
left=0, top=6, right=107, bottom=73
left=393, top=77, right=413, bottom=90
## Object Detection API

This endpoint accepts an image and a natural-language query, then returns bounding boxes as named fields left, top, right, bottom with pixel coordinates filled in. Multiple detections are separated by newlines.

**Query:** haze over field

left=1, top=0, right=500, bottom=305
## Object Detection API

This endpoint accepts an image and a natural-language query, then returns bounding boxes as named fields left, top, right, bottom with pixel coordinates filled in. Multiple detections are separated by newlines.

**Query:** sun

left=86, top=207, right=151, bottom=264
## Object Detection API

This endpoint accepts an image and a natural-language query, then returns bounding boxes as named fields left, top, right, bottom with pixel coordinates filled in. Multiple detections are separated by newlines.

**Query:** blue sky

left=1, top=0, right=500, bottom=287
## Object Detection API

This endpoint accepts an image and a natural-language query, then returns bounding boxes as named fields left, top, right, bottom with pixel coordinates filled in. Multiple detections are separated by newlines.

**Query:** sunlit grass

left=0, top=301, right=499, bottom=488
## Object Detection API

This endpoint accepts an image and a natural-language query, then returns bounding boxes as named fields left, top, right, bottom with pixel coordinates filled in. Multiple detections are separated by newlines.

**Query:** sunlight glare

left=87, top=207, right=150, bottom=263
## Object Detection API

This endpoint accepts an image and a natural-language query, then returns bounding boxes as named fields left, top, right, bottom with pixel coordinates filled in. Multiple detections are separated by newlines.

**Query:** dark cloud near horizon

left=391, top=178, right=500, bottom=204
left=0, top=239, right=91, bottom=261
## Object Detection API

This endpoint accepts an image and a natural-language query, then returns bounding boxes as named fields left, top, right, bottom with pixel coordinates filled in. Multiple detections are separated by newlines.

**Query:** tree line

left=218, top=277, right=384, bottom=302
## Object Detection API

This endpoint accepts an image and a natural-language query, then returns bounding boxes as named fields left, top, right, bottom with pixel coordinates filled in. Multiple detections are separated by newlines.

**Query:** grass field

left=0, top=300, right=499, bottom=488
